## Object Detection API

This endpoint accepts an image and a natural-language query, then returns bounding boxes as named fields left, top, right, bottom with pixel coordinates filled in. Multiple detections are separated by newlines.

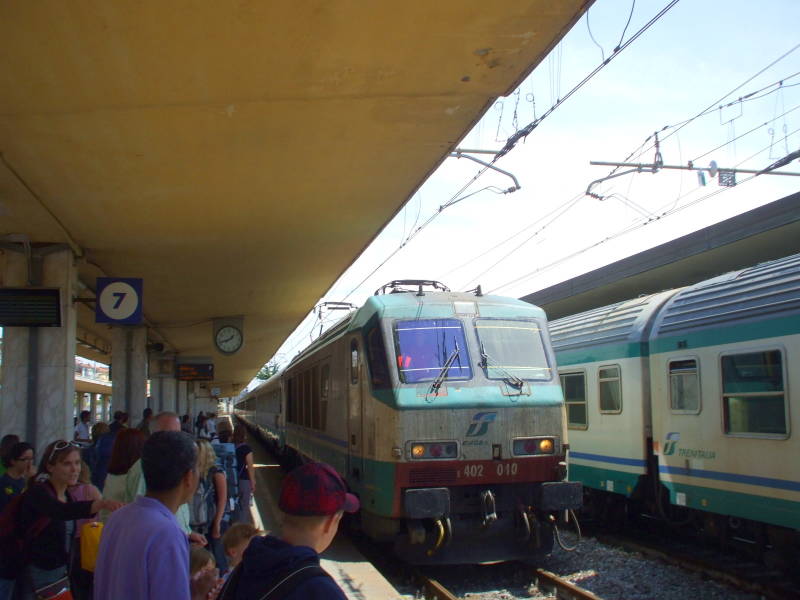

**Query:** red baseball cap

left=279, top=462, right=360, bottom=516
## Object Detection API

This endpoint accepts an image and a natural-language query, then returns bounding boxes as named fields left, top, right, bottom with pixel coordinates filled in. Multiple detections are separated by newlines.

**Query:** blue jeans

left=0, top=578, right=15, bottom=600
left=18, top=565, right=66, bottom=600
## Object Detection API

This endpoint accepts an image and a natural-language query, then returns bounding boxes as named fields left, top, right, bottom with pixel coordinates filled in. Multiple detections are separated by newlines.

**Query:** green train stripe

left=286, top=429, right=397, bottom=515
left=650, top=313, right=800, bottom=354
left=555, top=314, right=800, bottom=366
left=568, top=463, right=643, bottom=498
left=555, top=342, right=647, bottom=366
left=663, top=480, right=800, bottom=529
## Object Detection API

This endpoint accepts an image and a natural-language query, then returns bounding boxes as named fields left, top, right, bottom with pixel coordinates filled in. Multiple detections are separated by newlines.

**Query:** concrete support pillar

left=187, top=381, right=196, bottom=419
left=104, top=395, right=111, bottom=422
left=90, top=394, right=98, bottom=423
left=111, top=326, right=147, bottom=425
left=176, top=380, right=188, bottom=416
left=151, top=377, right=178, bottom=413
left=0, top=248, right=78, bottom=454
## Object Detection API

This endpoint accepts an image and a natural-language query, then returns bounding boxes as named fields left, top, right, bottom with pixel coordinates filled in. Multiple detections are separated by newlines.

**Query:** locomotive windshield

left=394, top=318, right=472, bottom=383
left=475, top=318, right=552, bottom=381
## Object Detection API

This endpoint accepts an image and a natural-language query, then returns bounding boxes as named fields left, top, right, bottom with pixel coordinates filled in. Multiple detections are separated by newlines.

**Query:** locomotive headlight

left=512, top=436, right=557, bottom=456
left=408, top=441, right=458, bottom=459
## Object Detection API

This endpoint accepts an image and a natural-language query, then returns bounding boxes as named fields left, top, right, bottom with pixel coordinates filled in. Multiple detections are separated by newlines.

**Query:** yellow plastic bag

left=80, top=521, right=103, bottom=572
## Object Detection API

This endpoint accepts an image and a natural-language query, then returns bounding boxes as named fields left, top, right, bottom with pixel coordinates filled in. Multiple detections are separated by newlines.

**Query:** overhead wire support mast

left=585, top=156, right=800, bottom=200
left=449, top=150, right=521, bottom=194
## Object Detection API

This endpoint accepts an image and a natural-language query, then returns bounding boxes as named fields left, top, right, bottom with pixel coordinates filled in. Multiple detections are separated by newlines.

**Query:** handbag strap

left=218, top=562, right=330, bottom=600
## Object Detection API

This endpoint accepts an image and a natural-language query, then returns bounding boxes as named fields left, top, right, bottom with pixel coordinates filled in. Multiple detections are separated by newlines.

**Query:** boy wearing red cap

left=218, top=462, right=359, bottom=600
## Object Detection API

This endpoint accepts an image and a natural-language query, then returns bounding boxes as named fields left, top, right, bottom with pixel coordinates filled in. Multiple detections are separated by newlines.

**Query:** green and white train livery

left=550, top=253, right=800, bottom=557
left=236, top=281, right=581, bottom=564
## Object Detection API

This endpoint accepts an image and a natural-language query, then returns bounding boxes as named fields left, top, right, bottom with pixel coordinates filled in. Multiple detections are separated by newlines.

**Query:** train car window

left=312, top=365, right=321, bottom=430
left=365, top=326, right=390, bottom=389
left=350, top=340, right=359, bottom=384
left=394, top=318, right=472, bottom=383
left=321, top=364, right=330, bottom=398
left=598, top=365, right=622, bottom=413
left=287, top=377, right=295, bottom=424
left=560, top=372, right=587, bottom=428
left=303, top=369, right=312, bottom=428
left=475, top=318, right=551, bottom=381
left=669, top=359, right=700, bottom=413
left=722, top=350, right=787, bottom=436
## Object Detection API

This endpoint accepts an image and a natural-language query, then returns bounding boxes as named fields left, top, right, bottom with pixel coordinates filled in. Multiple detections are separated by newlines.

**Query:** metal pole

left=589, top=161, right=800, bottom=177
left=125, top=328, right=133, bottom=415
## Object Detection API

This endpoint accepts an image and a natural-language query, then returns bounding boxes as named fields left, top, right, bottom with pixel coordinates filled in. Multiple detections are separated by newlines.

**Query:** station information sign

left=177, top=363, right=214, bottom=381
left=0, top=288, right=61, bottom=327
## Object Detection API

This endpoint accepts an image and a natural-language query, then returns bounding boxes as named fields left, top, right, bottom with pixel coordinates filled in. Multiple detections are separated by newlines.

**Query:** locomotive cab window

left=475, top=318, right=551, bottom=381
left=560, top=371, right=587, bottom=429
left=669, top=359, right=700, bottom=413
left=394, top=318, right=472, bottom=383
left=721, top=350, right=787, bottom=437
left=598, top=365, right=622, bottom=413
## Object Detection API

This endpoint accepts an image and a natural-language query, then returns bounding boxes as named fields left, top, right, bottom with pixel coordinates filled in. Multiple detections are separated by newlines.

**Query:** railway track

left=594, top=532, right=800, bottom=599
left=414, top=568, right=604, bottom=600
left=532, top=568, right=604, bottom=600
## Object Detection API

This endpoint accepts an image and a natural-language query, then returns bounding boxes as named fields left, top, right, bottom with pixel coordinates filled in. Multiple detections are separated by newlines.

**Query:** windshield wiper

left=479, top=340, right=524, bottom=388
left=429, top=343, right=461, bottom=395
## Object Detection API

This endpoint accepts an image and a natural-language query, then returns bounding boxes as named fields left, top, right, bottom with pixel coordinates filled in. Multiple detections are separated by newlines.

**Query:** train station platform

left=247, top=440, right=402, bottom=599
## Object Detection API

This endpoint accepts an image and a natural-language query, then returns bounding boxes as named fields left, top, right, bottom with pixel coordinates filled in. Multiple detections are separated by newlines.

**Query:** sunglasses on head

left=48, top=441, right=81, bottom=464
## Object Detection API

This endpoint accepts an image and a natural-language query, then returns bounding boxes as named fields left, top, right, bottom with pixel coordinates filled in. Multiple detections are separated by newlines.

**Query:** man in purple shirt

left=94, top=431, right=217, bottom=600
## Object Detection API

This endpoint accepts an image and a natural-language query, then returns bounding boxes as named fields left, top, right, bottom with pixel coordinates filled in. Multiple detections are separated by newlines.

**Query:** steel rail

left=534, top=568, right=604, bottom=600
left=416, top=573, right=459, bottom=600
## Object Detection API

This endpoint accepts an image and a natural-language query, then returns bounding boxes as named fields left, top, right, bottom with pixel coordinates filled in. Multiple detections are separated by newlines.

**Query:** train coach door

left=347, top=337, right=365, bottom=484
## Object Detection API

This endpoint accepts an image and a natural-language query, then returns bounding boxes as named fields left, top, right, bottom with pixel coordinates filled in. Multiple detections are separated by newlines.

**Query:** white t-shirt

left=74, top=421, right=91, bottom=441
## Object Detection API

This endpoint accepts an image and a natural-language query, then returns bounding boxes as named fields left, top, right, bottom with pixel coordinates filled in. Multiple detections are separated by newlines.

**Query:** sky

left=253, top=0, right=800, bottom=385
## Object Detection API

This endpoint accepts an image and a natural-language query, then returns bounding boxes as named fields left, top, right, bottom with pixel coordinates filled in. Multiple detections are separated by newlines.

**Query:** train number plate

left=458, top=462, right=519, bottom=479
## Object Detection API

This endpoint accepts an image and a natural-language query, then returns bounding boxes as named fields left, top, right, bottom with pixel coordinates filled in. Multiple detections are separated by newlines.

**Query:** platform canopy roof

left=0, top=1, right=590, bottom=395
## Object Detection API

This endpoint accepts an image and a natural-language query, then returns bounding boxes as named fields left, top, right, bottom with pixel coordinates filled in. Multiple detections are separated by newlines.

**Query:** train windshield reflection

left=394, top=318, right=472, bottom=383
left=475, top=318, right=552, bottom=381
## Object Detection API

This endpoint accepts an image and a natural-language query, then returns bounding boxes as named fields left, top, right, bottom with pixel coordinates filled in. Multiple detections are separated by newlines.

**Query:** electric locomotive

left=237, top=280, right=581, bottom=564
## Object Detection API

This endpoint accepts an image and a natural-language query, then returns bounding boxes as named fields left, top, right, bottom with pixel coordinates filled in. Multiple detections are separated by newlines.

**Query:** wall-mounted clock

left=214, top=325, right=243, bottom=354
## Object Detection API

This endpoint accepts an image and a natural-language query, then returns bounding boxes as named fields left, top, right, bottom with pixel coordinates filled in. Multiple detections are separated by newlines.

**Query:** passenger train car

left=549, top=253, right=800, bottom=562
left=236, top=280, right=581, bottom=564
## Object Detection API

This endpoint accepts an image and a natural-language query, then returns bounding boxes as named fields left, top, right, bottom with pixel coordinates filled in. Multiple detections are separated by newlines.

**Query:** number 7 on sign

left=112, top=292, right=126, bottom=309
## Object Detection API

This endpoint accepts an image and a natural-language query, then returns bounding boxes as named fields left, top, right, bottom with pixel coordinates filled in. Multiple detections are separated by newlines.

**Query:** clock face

left=215, top=326, right=243, bottom=354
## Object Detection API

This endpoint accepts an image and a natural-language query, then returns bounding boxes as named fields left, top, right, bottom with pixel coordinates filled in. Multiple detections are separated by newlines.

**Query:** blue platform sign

left=96, top=277, right=143, bottom=325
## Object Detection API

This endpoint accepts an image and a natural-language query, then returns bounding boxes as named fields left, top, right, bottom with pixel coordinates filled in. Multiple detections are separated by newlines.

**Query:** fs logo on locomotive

left=465, top=412, right=497, bottom=437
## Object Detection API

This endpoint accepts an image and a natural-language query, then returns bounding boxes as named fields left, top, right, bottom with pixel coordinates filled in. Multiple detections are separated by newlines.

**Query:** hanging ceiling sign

left=96, top=278, right=143, bottom=325
left=0, top=288, right=62, bottom=327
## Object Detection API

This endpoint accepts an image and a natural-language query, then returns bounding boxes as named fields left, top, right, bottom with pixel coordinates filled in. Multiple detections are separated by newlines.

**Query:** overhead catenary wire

left=486, top=127, right=800, bottom=295
left=494, top=0, right=681, bottom=162
left=599, top=68, right=800, bottom=186
left=616, top=48, right=800, bottom=172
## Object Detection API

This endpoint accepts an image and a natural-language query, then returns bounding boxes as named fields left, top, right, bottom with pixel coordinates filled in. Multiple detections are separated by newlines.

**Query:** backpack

left=213, top=443, right=239, bottom=516
left=218, top=561, right=330, bottom=600
left=190, top=477, right=213, bottom=531
left=0, top=489, right=51, bottom=577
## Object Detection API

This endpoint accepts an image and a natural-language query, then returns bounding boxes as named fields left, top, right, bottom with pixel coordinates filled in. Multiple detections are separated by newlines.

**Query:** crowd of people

left=0, top=409, right=357, bottom=600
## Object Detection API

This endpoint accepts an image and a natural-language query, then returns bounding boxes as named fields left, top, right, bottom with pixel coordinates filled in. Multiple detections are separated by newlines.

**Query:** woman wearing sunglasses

left=13, top=440, right=123, bottom=599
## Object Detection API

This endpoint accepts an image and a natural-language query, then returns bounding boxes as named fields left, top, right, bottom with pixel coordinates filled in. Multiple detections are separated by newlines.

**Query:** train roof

left=651, top=251, right=800, bottom=340
left=548, top=290, right=678, bottom=357
left=287, top=290, right=546, bottom=367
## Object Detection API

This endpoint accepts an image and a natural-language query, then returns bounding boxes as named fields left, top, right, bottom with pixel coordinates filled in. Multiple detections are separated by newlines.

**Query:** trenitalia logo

left=663, top=432, right=680, bottom=456
left=465, top=412, right=497, bottom=437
